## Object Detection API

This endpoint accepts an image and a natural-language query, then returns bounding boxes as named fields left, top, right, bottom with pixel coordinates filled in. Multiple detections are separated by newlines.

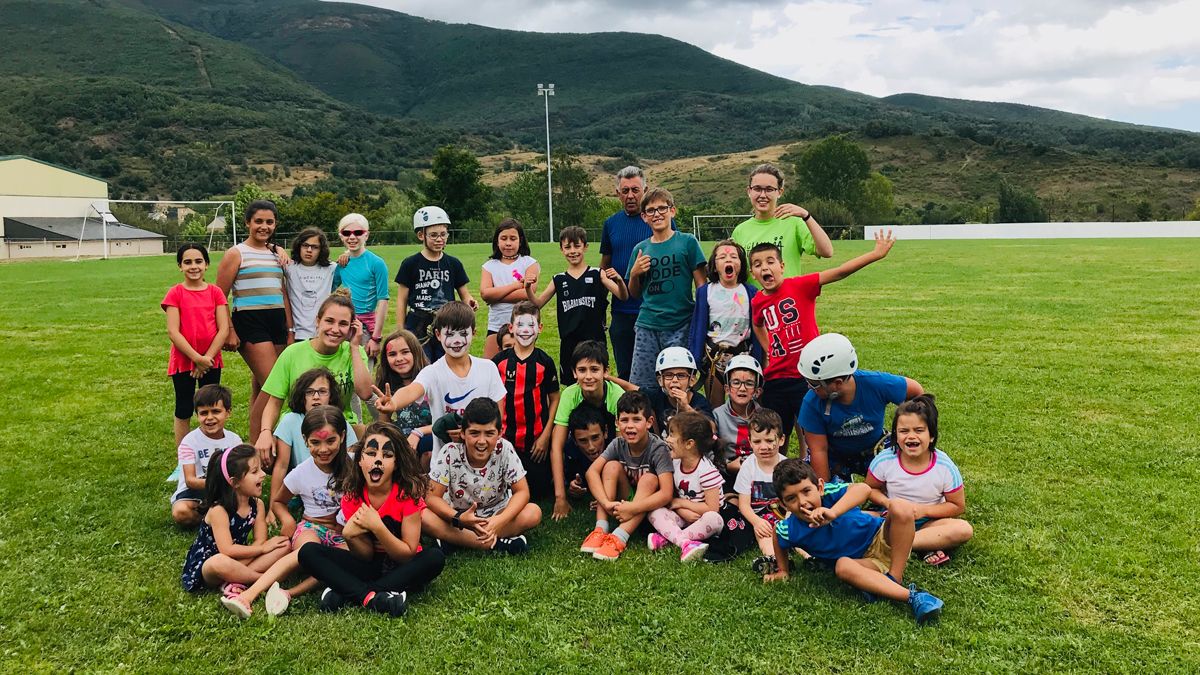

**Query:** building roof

left=3, top=216, right=165, bottom=242
left=0, top=155, right=108, bottom=184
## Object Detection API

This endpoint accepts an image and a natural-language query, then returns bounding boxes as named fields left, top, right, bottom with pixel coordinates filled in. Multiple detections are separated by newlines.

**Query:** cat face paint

left=512, top=315, right=539, bottom=348
left=439, top=327, right=473, bottom=357
left=360, top=434, right=396, bottom=485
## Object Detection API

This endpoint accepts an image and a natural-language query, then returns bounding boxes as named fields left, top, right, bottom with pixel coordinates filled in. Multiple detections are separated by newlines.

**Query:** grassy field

left=2, top=239, right=1198, bottom=672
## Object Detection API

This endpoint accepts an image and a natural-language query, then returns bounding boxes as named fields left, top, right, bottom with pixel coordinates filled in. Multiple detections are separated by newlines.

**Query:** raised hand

left=370, top=384, right=396, bottom=415
left=774, top=203, right=809, bottom=220
left=872, top=229, right=896, bottom=259
left=631, top=251, right=652, bottom=277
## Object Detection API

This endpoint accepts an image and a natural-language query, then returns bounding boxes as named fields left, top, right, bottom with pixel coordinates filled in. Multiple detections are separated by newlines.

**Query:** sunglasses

left=806, top=376, right=847, bottom=389
left=340, top=229, right=366, bottom=237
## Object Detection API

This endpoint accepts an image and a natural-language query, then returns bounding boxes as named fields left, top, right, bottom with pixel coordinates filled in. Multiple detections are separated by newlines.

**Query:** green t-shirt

left=553, top=381, right=624, bottom=427
left=626, top=231, right=706, bottom=331
left=731, top=216, right=816, bottom=287
left=262, top=340, right=368, bottom=424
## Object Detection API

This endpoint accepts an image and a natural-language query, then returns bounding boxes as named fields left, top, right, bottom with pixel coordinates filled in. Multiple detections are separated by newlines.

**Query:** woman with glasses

left=730, top=163, right=834, bottom=287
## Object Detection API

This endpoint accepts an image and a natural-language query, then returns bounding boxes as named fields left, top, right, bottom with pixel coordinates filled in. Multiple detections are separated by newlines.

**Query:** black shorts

left=761, top=377, right=808, bottom=445
left=232, top=308, right=288, bottom=345
left=171, top=369, right=222, bottom=419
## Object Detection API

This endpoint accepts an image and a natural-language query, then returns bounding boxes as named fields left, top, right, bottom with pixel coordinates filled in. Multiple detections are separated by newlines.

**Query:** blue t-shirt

left=332, top=250, right=389, bottom=315
left=775, top=484, right=884, bottom=560
left=273, top=411, right=359, bottom=469
left=626, top=231, right=706, bottom=332
left=797, top=370, right=907, bottom=458
left=601, top=210, right=674, bottom=315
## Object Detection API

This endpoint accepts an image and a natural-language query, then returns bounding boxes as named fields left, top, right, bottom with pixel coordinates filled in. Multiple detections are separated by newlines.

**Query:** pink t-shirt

left=161, top=283, right=227, bottom=376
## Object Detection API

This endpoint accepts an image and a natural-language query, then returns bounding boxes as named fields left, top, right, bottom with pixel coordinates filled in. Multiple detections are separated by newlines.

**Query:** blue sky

left=343, top=0, right=1200, bottom=133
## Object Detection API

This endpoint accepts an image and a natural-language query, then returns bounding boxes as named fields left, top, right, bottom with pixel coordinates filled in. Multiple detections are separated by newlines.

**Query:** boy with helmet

left=394, top=206, right=478, bottom=361
left=796, top=333, right=924, bottom=482
left=712, top=355, right=763, bottom=477
left=643, top=346, right=714, bottom=434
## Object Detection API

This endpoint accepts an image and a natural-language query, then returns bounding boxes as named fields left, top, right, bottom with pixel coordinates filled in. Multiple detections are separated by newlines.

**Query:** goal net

left=78, top=199, right=236, bottom=260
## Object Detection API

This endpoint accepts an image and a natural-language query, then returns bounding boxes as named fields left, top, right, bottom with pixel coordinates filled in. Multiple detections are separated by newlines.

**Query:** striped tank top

left=230, top=242, right=285, bottom=312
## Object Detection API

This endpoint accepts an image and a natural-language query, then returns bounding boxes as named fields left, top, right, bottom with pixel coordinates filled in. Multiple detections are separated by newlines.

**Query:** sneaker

left=319, top=587, right=347, bottom=613
left=265, top=582, right=290, bottom=617
left=908, top=584, right=944, bottom=624
left=646, top=532, right=669, bottom=552
left=219, top=594, right=251, bottom=620
left=436, top=538, right=459, bottom=556
left=592, top=534, right=627, bottom=561
left=680, top=541, right=709, bottom=563
left=580, top=528, right=608, bottom=554
left=494, top=535, right=529, bottom=555
left=365, top=590, right=408, bottom=618
left=751, top=555, right=777, bottom=575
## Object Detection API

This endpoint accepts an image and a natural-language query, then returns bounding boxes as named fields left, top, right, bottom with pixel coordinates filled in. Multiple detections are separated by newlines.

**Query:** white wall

left=864, top=222, right=1200, bottom=240
left=2, top=238, right=161, bottom=260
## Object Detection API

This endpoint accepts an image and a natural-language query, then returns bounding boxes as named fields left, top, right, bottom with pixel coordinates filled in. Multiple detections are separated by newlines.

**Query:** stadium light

left=537, top=83, right=555, bottom=240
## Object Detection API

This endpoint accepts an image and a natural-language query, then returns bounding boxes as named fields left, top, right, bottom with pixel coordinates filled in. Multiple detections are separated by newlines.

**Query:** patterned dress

left=180, top=500, right=257, bottom=592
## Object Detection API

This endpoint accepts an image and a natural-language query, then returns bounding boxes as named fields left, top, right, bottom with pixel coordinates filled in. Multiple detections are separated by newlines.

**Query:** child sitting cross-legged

left=647, top=410, right=725, bottom=563
left=734, top=408, right=796, bottom=574
left=765, top=458, right=945, bottom=624
left=423, top=398, right=543, bottom=554
left=581, top=390, right=674, bottom=561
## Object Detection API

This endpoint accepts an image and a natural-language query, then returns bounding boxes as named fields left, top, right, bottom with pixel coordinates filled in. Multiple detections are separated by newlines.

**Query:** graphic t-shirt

left=173, top=428, right=243, bottom=500
left=414, top=357, right=507, bottom=452
left=338, top=484, right=424, bottom=554
left=273, top=411, right=358, bottom=468
left=706, top=283, right=752, bottom=348
left=283, top=457, right=342, bottom=518
left=493, top=348, right=559, bottom=453
left=751, top=273, right=821, bottom=381
left=775, top=484, right=884, bottom=561
left=430, top=438, right=526, bottom=517
left=731, top=216, right=817, bottom=288
left=867, top=448, right=964, bottom=506
left=600, top=434, right=673, bottom=485
left=394, top=253, right=469, bottom=314
left=798, top=369, right=908, bottom=459
left=554, top=267, right=609, bottom=342
left=733, top=455, right=782, bottom=518
left=332, top=250, right=389, bottom=315
left=482, top=256, right=538, bottom=332
left=161, top=283, right=227, bottom=375
left=626, top=232, right=706, bottom=331
left=262, top=340, right=368, bottom=424
left=284, top=264, right=336, bottom=339
left=673, top=457, right=724, bottom=502
left=713, top=401, right=757, bottom=463
left=601, top=210, right=674, bottom=315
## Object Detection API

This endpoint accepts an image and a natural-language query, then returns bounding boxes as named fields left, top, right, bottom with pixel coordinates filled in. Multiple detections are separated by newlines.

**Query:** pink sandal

left=219, top=582, right=247, bottom=599
left=922, top=550, right=951, bottom=566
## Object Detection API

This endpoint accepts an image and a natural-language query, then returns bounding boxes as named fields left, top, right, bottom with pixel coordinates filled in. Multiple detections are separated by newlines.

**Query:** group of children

left=163, top=165, right=972, bottom=625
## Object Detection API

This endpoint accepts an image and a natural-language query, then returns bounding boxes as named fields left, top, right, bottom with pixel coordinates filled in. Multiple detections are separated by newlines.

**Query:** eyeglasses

left=304, top=388, right=331, bottom=397
left=424, top=231, right=449, bottom=240
left=300, top=243, right=321, bottom=250
left=728, top=379, right=758, bottom=390
left=749, top=185, right=780, bottom=195
left=618, top=187, right=643, bottom=196
left=806, top=376, right=846, bottom=389
left=340, top=229, right=366, bottom=237
left=659, top=372, right=690, bottom=382
left=644, top=205, right=673, bottom=217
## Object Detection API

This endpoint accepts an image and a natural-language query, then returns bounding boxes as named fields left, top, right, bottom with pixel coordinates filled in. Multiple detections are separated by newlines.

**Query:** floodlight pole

left=538, top=83, right=555, bottom=241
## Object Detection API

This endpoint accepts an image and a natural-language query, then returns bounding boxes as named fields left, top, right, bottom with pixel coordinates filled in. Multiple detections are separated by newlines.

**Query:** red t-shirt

left=340, top=483, right=425, bottom=553
left=161, top=283, right=227, bottom=376
left=751, top=273, right=821, bottom=381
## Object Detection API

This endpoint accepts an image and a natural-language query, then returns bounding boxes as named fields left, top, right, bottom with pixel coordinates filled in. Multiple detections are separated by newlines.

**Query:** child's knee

left=950, top=519, right=974, bottom=543
left=601, top=461, right=623, bottom=480
left=887, top=499, right=916, bottom=524
left=635, top=473, right=659, bottom=494
left=524, top=502, right=543, bottom=526
left=171, top=501, right=198, bottom=526
left=833, top=557, right=856, bottom=578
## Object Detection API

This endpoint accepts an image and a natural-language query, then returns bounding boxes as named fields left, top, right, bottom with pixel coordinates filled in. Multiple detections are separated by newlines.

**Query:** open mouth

left=368, top=467, right=384, bottom=482
left=723, top=264, right=734, bottom=277
left=761, top=273, right=775, bottom=284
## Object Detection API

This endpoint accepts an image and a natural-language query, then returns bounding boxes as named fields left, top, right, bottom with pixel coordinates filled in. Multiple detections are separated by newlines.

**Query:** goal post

left=85, top=199, right=237, bottom=259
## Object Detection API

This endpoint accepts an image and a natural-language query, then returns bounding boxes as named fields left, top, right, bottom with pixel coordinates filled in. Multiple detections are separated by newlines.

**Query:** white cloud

left=340, top=0, right=1200, bottom=132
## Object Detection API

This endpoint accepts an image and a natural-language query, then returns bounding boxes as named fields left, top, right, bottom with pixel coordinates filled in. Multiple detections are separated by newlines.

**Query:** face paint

left=439, top=327, right=473, bottom=357
left=512, top=315, right=538, bottom=347
left=310, top=428, right=332, bottom=440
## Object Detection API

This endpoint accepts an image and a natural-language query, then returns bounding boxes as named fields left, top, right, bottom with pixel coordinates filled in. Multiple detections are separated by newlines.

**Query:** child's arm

left=208, top=304, right=230, bottom=364
left=423, top=481, right=458, bottom=522
left=817, top=229, right=895, bottom=286
left=350, top=332, right=373, bottom=399
left=739, top=493, right=774, bottom=541
left=531, top=391, right=561, bottom=461
left=182, top=462, right=205, bottom=491
left=627, top=250, right=651, bottom=298
left=918, top=489, right=966, bottom=520
left=456, top=284, right=479, bottom=312
left=692, top=266, right=708, bottom=289
left=371, top=381, right=427, bottom=417
left=599, top=267, right=629, bottom=301
left=805, top=431, right=831, bottom=482
left=394, top=283, right=410, bottom=329
left=342, top=515, right=376, bottom=560
left=210, top=504, right=286, bottom=560
left=271, top=483, right=298, bottom=538
left=774, top=203, right=834, bottom=258
left=487, top=477, right=531, bottom=534
left=864, top=473, right=891, bottom=510
left=165, top=307, right=209, bottom=366
left=524, top=271, right=556, bottom=308
left=604, top=373, right=639, bottom=392
left=674, top=487, right=721, bottom=516
left=584, top=456, right=612, bottom=508
left=763, top=533, right=791, bottom=582
left=808, top=483, right=873, bottom=526
left=550, top=424, right=571, bottom=520
left=752, top=323, right=770, bottom=362
left=254, top=396, right=286, bottom=466
left=480, top=267, right=528, bottom=304
left=268, top=440, right=293, bottom=509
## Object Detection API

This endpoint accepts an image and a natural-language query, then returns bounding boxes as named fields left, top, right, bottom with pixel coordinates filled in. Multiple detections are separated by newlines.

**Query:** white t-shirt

left=283, top=457, right=342, bottom=518
left=284, top=263, right=336, bottom=340
left=867, top=449, right=963, bottom=506
left=482, top=256, right=538, bottom=332
left=673, top=456, right=724, bottom=502
left=173, top=428, right=243, bottom=501
left=706, top=283, right=752, bottom=348
left=273, top=411, right=358, bottom=469
left=430, top=438, right=526, bottom=517
left=733, top=454, right=782, bottom=518
left=415, top=356, right=507, bottom=451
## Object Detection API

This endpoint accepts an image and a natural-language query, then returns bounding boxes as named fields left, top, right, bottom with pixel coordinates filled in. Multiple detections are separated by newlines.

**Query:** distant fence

left=864, top=222, right=1200, bottom=240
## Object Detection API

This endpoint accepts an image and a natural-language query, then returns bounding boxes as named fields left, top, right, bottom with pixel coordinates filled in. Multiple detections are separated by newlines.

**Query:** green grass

left=2, top=239, right=1198, bottom=671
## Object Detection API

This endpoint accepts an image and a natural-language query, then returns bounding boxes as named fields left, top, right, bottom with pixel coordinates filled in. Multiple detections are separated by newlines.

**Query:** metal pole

left=538, top=83, right=555, bottom=241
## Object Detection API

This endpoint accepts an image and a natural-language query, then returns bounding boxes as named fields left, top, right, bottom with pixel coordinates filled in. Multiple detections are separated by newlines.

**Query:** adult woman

left=217, top=200, right=291, bottom=439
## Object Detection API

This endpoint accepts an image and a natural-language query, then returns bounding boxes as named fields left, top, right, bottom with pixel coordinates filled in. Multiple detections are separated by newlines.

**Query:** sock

left=613, top=528, right=630, bottom=544
left=595, top=519, right=610, bottom=533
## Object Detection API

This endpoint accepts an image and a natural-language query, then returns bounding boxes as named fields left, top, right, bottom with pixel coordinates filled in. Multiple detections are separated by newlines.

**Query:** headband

left=220, top=449, right=234, bottom=485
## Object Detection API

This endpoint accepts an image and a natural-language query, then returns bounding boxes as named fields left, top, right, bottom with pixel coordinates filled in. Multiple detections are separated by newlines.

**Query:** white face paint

left=439, top=327, right=473, bottom=357
left=512, top=315, right=539, bottom=348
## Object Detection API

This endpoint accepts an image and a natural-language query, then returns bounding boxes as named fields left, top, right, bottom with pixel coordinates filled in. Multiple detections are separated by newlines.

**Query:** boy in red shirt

left=749, top=230, right=895, bottom=447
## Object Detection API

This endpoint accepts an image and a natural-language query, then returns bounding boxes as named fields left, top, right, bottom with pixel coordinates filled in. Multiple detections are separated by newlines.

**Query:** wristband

left=413, top=428, right=426, bottom=439
left=801, top=213, right=812, bottom=222
left=451, top=516, right=462, bottom=529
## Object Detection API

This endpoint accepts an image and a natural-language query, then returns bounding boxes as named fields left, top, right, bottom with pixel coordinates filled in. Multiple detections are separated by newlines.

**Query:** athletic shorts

left=861, top=524, right=892, bottom=574
left=292, top=519, right=345, bottom=548
left=172, top=488, right=204, bottom=504
left=232, top=308, right=288, bottom=345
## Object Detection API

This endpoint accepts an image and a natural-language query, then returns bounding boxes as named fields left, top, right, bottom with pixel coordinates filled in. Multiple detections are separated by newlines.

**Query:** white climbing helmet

left=412, top=206, right=451, bottom=230
left=724, top=354, right=763, bottom=382
left=656, top=346, right=698, bottom=373
left=798, top=333, right=858, bottom=380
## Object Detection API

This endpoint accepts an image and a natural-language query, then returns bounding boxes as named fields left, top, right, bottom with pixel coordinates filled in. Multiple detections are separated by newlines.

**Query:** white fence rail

left=864, top=222, right=1200, bottom=240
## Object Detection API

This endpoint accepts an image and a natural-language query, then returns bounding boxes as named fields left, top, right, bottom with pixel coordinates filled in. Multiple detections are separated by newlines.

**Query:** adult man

left=731, top=163, right=834, bottom=286
left=332, top=213, right=389, bottom=361
left=600, top=166, right=675, bottom=380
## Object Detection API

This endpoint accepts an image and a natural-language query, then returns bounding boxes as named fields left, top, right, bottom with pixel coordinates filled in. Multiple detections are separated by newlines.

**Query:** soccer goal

left=692, top=214, right=751, bottom=242
left=72, top=199, right=236, bottom=260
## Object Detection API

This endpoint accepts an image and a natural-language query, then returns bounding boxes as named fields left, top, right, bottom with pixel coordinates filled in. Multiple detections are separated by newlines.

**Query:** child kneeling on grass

left=581, top=391, right=674, bottom=561
left=423, top=398, right=543, bottom=554
left=647, top=410, right=725, bottom=562
left=765, top=458, right=945, bottom=625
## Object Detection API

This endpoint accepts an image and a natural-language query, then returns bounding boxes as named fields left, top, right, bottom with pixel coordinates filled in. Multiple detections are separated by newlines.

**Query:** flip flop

left=265, top=582, right=291, bottom=617
left=219, top=595, right=252, bottom=620
left=922, top=550, right=951, bottom=566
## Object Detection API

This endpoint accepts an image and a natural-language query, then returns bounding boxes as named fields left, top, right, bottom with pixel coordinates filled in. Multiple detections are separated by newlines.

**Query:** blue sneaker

left=861, top=573, right=896, bottom=603
left=908, top=584, right=944, bottom=624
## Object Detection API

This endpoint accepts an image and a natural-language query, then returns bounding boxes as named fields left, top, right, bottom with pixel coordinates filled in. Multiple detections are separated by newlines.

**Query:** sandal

left=265, top=582, right=291, bottom=617
left=922, top=550, right=951, bottom=566
left=219, top=582, right=247, bottom=599
left=219, top=595, right=252, bottom=620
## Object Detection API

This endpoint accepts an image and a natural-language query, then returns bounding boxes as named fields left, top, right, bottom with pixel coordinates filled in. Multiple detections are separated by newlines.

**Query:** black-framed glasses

left=300, top=243, right=321, bottom=250
left=659, top=372, right=690, bottom=382
left=749, top=185, right=780, bottom=194
left=728, top=379, right=758, bottom=390
left=644, top=205, right=673, bottom=216
left=304, top=388, right=331, bottom=397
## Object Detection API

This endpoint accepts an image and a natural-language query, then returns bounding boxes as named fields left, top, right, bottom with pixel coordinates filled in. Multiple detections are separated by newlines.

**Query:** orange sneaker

left=592, top=534, right=627, bottom=561
left=580, top=528, right=608, bottom=554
